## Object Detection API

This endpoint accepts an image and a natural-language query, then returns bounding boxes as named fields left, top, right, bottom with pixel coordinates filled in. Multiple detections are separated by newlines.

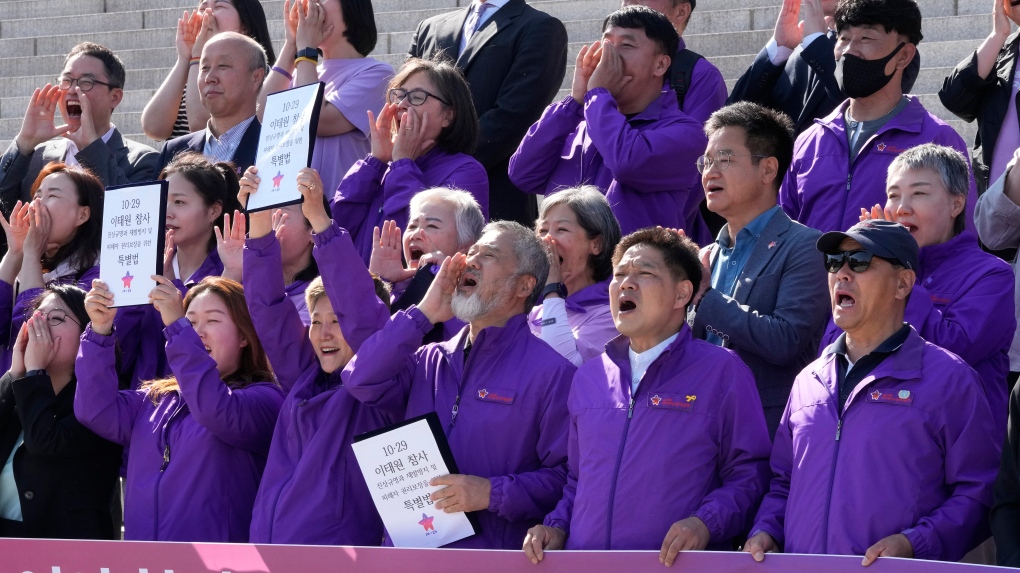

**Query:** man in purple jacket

left=508, top=6, right=706, bottom=236
left=745, top=219, right=999, bottom=564
left=343, top=221, right=576, bottom=549
left=778, top=0, right=977, bottom=234
left=522, top=228, right=771, bottom=566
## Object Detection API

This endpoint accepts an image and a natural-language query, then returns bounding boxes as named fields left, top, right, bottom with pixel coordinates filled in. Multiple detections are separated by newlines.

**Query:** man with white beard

left=343, top=221, right=577, bottom=549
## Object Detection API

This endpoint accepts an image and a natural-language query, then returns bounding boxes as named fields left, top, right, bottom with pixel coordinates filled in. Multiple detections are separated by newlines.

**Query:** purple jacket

left=508, top=87, right=706, bottom=236
left=332, top=148, right=489, bottom=264
left=244, top=223, right=400, bottom=545
left=342, top=307, right=576, bottom=549
left=752, top=327, right=999, bottom=560
left=818, top=231, right=1015, bottom=435
left=544, top=325, right=771, bottom=549
left=779, top=97, right=977, bottom=233
left=74, top=319, right=284, bottom=542
left=528, top=279, right=617, bottom=364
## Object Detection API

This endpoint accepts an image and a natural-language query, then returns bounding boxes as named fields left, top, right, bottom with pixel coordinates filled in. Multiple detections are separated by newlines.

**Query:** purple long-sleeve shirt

left=342, top=306, right=576, bottom=549
left=752, top=328, right=999, bottom=560
left=779, top=97, right=977, bottom=233
left=508, top=87, right=705, bottom=236
left=244, top=222, right=400, bottom=545
left=528, top=279, right=617, bottom=365
left=544, top=325, right=771, bottom=549
left=331, top=148, right=489, bottom=265
left=74, top=319, right=284, bottom=542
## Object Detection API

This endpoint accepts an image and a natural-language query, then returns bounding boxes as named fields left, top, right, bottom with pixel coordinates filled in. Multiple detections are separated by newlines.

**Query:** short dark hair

left=234, top=0, right=277, bottom=63
left=390, top=57, right=479, bottom=154
left=704, top=102, right=796, bottom=190
left=65, top=42, right=125, bottom=89
left=340, top=0, right=379, bottom=57
left=603, top=5, right=680, bottom=58
left=30, top=163, right=104, bottom=278
left=613, top=227, right=702, bottom=303
left=31, top=283, right=89, bottom=332
left=835, top=0, right=923, bottom=45
left=159, top=152, right=242, bottom=251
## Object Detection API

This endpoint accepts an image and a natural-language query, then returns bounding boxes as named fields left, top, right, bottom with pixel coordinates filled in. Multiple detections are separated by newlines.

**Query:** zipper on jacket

left=160, top=444, right=170, bottom=471
left=154, top=394, right=186, bottom=539
left=450, top=395, right=461, bottom=426
left=822, top=414, right=844, bottom=554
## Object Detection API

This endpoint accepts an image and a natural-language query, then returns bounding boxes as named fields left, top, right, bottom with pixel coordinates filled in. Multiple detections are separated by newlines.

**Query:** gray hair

left=484, top=220, right=549, bottom=311
left=537, top=186, right=621, bottom=282
left=887, top=143, right=969, bottom=236
left=207, top=31, right=267, bottom=73
left=409, top=187, right=485, bottom=250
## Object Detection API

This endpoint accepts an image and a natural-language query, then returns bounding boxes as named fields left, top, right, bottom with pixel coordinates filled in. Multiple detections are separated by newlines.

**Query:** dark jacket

left=408, top=0, right=568, bottom=226
left=156, top=119, right=261, bottom=174
left=0, top=371, right=122, bottom=539
left=992, top=376, right=1020, bottom=566
left=729, top=32, right=920, bottom=135
left=939, top=30, right=1020, bottom=192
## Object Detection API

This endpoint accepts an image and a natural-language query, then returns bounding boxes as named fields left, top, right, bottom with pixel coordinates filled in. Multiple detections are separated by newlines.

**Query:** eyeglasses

left=38, top=309, right=82, bottom=329
left=696, top=151, right=769, bottom=174
left=387, top=88, right=450, bottom=107
left=56, top=76, right=118, bottom=92
left=824, top=250, right=904, bottom=274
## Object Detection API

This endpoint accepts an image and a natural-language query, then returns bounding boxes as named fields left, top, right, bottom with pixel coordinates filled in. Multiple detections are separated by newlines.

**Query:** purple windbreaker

left=508, top=87, right=706, bottom=236
left=528, top=279, right=617, bottom=364
left=342, top=306, right=576, bottom=549
left=779, top=96, right=978, bottom=233
left=752, top=327, right=999, bottom=560
left=331, top=148, right=489, bottom=264
left=74, top=319, right=284, bottom=542
left=817, top=230, right=1015, bottom=435
left=244, top=223, right=400, bottom=545
left=544, top=325, right=771, bottom=549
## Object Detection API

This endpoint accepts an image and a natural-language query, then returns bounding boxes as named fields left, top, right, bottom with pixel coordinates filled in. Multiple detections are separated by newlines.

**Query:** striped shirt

left=203, top=115, right=255, bottom=164
left=170, top=87, right=190, bottom=139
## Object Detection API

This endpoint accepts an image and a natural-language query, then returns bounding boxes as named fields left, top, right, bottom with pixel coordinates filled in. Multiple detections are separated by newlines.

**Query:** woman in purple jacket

left=332, top=57, right=489, bottom=264
left=0, top=164, right=103, bottom=372
left=75, top=276, right=284, bottom=542
left=530, top=186, right=621, bottom=366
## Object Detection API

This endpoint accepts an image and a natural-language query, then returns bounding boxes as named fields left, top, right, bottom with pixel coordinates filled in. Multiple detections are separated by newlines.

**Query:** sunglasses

left=824, top=250, right=904, bottom=273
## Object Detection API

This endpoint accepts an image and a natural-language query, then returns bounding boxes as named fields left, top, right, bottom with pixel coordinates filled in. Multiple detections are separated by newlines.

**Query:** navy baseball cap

left=816, top=219, right=919, bottom=270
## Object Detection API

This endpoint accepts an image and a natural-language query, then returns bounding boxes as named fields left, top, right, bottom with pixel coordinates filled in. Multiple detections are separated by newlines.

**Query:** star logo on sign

left=121, top=270, right=134, bottom=290
left=419, top=513, right=435, bottom=531
left=478, top=389, right=488, bottom=399
left=651, top=395, right=662, bottom=406
left=272, top=171, right=284, bottom=189
left=871, top=390, right=882, bottom=400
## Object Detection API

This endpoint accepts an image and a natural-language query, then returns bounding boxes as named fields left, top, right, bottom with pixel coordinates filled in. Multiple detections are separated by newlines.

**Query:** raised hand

left=774, top=0, right=803, bottom=50
left=801, top=0, right=829, bottom=38
left=368, top=103, right=398, bottom=162
left=85, top=279, right=118, bottom=336
left=418, top=253, right=466, bottom=325
left=994, top=0, right=1012, bottom=39
left=295, top=167, right=331, bottom=233
left=571, top=40, right=602, bottom=103
left=149, top=275, right=186, bottom=327
left=542, top=235, right=564, bottom=285
left=283, top=0, right=300, bottom=46
left=9, top=324, right=29, bottom=379
left=23, top=201, right=52, bottom=259
left=214, top=210, right=246, bottom=281
left=588, top=41, right=631, bottom=98
left=1, top=201, right=31, bottom=255
left=62, top=87, right=99, bottom=152
left=15, top=84, right=69, bottom=155
left=192, top=9, right=219, bottom=58
left=163, top=229, right=178, bottom=281
left=369, top=220, right=416, bottom=283
left=176, top=10, right=203, bottom=60
left=859, top=203, right=895, bottom=222
left=23, top=312, right=60, bottom=372
left=296, top=0, right=333, bottom=50
left=392, top=107, right=433, bottom=162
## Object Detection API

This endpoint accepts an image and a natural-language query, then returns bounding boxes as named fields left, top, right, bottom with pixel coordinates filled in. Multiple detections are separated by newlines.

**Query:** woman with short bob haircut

left=76, top=276, right=284, bottom=542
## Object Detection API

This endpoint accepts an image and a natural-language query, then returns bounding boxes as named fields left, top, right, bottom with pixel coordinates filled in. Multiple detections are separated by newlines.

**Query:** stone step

left=102, top=0, right=463, bottom=15
left=0, top=0, right=106, bottom=20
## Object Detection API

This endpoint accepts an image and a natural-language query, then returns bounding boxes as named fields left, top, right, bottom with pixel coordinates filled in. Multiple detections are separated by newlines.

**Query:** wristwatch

left=540, top=282, right=568, bottom=301
left=23, top=369, right=46, bottom=378
left=295, top=47, right=320, bottom=62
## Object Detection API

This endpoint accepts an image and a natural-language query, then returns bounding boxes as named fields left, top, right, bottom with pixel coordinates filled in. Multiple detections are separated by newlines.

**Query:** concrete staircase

left=0, top=0, right=989, bottom=154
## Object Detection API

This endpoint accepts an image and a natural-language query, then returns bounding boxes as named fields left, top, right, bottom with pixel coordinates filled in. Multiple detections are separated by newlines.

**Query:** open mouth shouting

left=65, top=99, right=83, bottom=119
left=459, top=273, right=479, bottom=292
left=834, top=289, right=856, bottom=309
left=704, top=182, right=724, bottom=195
left=617, top=295, right=638, bottom=314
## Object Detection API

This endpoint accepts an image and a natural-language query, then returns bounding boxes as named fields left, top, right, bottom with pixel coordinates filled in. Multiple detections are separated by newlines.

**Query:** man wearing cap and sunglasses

left=744, top=218, right=999, bottom=565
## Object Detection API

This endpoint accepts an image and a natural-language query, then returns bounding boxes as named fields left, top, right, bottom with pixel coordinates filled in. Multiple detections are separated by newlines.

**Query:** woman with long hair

left=142, top=0, right=276, bottom=140
left=76, top=276, right=283, bottom=541
left=0, top=284, right=121, bottom=539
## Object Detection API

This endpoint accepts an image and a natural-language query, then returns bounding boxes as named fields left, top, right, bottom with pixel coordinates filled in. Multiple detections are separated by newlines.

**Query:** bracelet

left=294, top=56, right=318, bottom=67
left=189, top=56, right=200, bottom=66
left=271, top=66, right=294, bottom=81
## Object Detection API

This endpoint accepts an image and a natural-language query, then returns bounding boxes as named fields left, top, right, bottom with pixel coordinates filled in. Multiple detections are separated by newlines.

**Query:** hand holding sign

left=149, top=276, right=185, bottom=327
left=429, top=474, right=491, bottom=513
left=99, top=181, right=168, bottom=307
left=295, top=167, right=331, bottom=233
left=85, top=280, right=117, bottom=336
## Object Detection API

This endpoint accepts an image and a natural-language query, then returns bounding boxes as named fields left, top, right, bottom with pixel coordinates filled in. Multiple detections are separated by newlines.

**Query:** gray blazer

left=974, top=164, right=1020, bottom=371
left=0, top=130, right=159, bottom=214
left=688, top=209, right=830, bottom=437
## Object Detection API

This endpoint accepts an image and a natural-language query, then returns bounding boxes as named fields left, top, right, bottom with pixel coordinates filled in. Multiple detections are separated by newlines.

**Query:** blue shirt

left=706, top=206, right=780, bottom=346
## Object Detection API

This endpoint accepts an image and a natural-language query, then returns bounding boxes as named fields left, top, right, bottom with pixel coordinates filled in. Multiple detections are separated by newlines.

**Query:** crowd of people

left=0, top=0, right=1019, bottom=568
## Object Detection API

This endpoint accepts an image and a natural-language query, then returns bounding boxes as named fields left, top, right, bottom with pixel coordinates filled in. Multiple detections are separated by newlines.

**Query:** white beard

left=451, top=278, right=516, bottom=322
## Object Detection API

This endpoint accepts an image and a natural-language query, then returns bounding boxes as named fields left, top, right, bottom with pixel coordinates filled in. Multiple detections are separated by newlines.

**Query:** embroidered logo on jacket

left=867, top=389, right=913, bottom=405
left=476, top=388, right=516, bottom=405
left=648, top=393, right=693, bottom=412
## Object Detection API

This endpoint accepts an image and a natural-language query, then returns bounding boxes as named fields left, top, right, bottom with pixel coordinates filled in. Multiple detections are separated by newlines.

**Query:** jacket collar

left=456, top=0, right=526, bottom=69
left=815, top=325, right=924, bottom=404
left=628, top=85, right=680, bottom=124
left=818, top=95, right=926, bottom=138
left=445, top=312, right=531, bottom=356
left=563, top=278, right=611, bottom=314
left=916, top=230, right=978, bottom=280
left=605, top=323, right=693, bottom=384
left=709, top=207, right=791, bottom=294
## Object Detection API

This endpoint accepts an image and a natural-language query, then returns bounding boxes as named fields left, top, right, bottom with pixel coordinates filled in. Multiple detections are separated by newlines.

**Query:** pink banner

left=1, top=539, right=1012, bottom=573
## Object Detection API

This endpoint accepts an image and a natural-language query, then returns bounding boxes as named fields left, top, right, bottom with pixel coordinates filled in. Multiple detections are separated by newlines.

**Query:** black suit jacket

left=409, top=0, right=567, bottom=226
left=157, top=118, right=262, bottom=174
left=0, top=129, right=159, bottom=215
left=0, top=372, right=122, bottom=539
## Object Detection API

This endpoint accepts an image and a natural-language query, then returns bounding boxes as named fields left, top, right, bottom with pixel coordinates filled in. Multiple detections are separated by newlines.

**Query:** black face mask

left=837, top=42, right=907, bottom=99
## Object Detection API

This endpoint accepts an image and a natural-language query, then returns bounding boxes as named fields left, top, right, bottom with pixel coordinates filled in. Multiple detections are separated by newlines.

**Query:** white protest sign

left=352, top=413, right=476, bottom=548
left=246, top=82, right=324, bottom=212
left=99, top=181, right=167, bottom=307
